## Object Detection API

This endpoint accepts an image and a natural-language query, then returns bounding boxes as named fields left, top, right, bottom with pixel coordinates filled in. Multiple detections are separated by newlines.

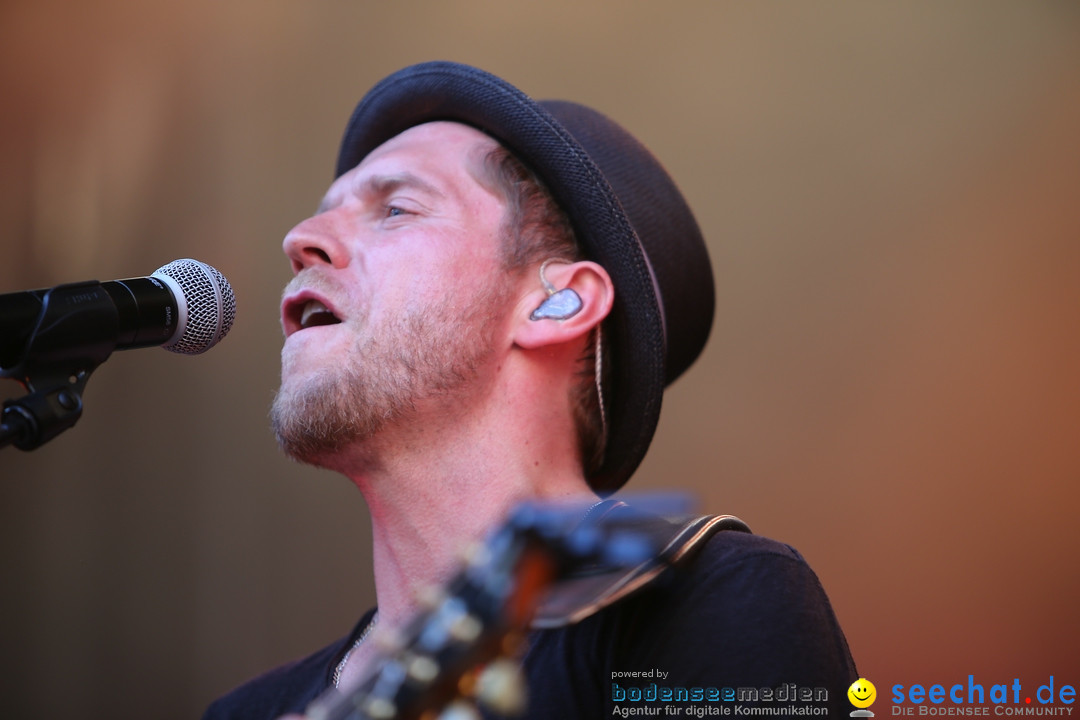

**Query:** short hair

left=476, top=144, right=607, bottom=476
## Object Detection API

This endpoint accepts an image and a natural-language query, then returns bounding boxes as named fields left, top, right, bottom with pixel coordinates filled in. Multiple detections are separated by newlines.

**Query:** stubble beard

left=270, top=278, right=511, bottom=468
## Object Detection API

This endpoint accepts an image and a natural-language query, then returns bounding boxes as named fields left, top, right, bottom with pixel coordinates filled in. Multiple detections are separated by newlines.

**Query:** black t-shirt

left=203, top=531, right=857, bottom=720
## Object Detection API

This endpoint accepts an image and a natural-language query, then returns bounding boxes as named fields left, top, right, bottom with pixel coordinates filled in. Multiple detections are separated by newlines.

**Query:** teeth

left=300, top=300, right=337, bottom=328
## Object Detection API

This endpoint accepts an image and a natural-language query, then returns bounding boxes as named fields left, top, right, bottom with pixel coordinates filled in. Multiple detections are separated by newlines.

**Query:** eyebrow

left=318, top=171, right=446, bottom=214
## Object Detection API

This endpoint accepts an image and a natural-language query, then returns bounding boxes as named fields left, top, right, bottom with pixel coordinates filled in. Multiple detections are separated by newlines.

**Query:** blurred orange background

left=1, top=2, right=1078, bottom=718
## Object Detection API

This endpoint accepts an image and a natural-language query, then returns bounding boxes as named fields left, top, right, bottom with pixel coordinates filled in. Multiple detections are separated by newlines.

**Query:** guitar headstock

left=306, top=495, right=696, bottom=720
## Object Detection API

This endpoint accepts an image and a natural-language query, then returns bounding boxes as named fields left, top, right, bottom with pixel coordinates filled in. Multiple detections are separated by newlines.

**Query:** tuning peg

left=362, top=697, right=397, bottom=720
left=448, top=613, right=483, bottom=644
left=437, top=699, right=483, bottom=720
left=416, top=583, right=447, bottom=610
left=405, top=653, right=440, bottom=683
left=475, top=658, right=528, bottom=716
left=372, top=625, right=405, bottom=655
left=459, top=539, right=492, bottom=569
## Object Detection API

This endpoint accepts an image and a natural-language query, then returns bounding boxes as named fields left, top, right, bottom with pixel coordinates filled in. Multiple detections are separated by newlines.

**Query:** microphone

left=0, top=259, right=236, bottom=372
left=1, top=259, right=236, bottom=450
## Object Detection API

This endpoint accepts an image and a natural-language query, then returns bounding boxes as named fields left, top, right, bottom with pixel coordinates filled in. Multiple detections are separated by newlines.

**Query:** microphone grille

left=153, top=259, right=237, bottom=355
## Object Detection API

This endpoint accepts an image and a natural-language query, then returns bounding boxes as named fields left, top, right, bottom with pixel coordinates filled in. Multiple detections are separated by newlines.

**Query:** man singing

left=204, top=61, right=856, bottom=720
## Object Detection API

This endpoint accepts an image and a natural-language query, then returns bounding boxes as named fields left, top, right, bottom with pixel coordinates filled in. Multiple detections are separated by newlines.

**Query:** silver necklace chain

left=332, top=611, right=379, bottom=689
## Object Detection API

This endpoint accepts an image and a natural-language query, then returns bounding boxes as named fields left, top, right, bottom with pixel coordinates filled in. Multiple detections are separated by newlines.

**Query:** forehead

left=366, top=121, right=497, bottom=165
left=325, top=121, right=499, bottom=202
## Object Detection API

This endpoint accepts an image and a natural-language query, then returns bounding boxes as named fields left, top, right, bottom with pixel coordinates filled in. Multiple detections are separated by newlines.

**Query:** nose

left=282, top=213, right=350, bottom=274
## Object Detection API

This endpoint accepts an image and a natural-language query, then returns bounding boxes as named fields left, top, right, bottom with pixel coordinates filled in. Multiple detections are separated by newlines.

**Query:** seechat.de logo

left=850, top=679, right=878, bottom=718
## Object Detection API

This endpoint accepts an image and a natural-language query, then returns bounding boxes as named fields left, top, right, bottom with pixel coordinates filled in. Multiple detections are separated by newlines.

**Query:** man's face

left=271, top=122, right=513, bottom=466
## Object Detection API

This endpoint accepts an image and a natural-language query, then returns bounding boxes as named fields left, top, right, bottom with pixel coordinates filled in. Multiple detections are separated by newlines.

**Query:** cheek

left=366, top=220, right=505, bottom=311
left=402, top=247, right=493, bottom=295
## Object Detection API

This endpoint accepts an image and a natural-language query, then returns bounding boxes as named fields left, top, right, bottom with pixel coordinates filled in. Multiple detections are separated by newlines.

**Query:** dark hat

left=336, top=61, right=714, bottom=494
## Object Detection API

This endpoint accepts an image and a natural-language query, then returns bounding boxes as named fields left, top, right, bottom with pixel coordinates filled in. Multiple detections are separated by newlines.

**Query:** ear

left=513, top=260, right=614, bottom=350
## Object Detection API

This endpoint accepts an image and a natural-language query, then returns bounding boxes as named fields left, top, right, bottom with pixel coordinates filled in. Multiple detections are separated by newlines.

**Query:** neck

left=332, top=356, right=597, bottom=630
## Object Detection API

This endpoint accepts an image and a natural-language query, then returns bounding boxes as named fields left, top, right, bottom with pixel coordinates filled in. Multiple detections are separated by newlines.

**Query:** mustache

left=281, top=272, right=346, bottom=303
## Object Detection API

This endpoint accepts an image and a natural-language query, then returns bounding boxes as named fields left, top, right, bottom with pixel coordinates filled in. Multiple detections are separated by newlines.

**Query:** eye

left=381, top=197, right=424, bottom=222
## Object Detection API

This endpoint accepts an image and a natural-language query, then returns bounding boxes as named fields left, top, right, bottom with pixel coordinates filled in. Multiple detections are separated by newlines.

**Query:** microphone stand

left=1, top=282, right=118, bottom=451
left=1, top=375, right=90, bottom=451
left=0, top=411, right=31, bottom=448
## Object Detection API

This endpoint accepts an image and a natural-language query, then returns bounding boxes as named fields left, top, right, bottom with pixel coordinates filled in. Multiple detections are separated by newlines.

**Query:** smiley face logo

left=848, top=678, right=877, bottom=709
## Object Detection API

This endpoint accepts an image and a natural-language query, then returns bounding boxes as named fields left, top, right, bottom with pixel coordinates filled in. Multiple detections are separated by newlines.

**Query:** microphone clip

left=1, top=281, right=119, bottom=451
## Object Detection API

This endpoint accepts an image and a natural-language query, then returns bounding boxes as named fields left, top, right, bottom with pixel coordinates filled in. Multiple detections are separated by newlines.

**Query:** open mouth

left=300, top=299, right=341, bottom=328
left=284, top=297, right=343, bottom=335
